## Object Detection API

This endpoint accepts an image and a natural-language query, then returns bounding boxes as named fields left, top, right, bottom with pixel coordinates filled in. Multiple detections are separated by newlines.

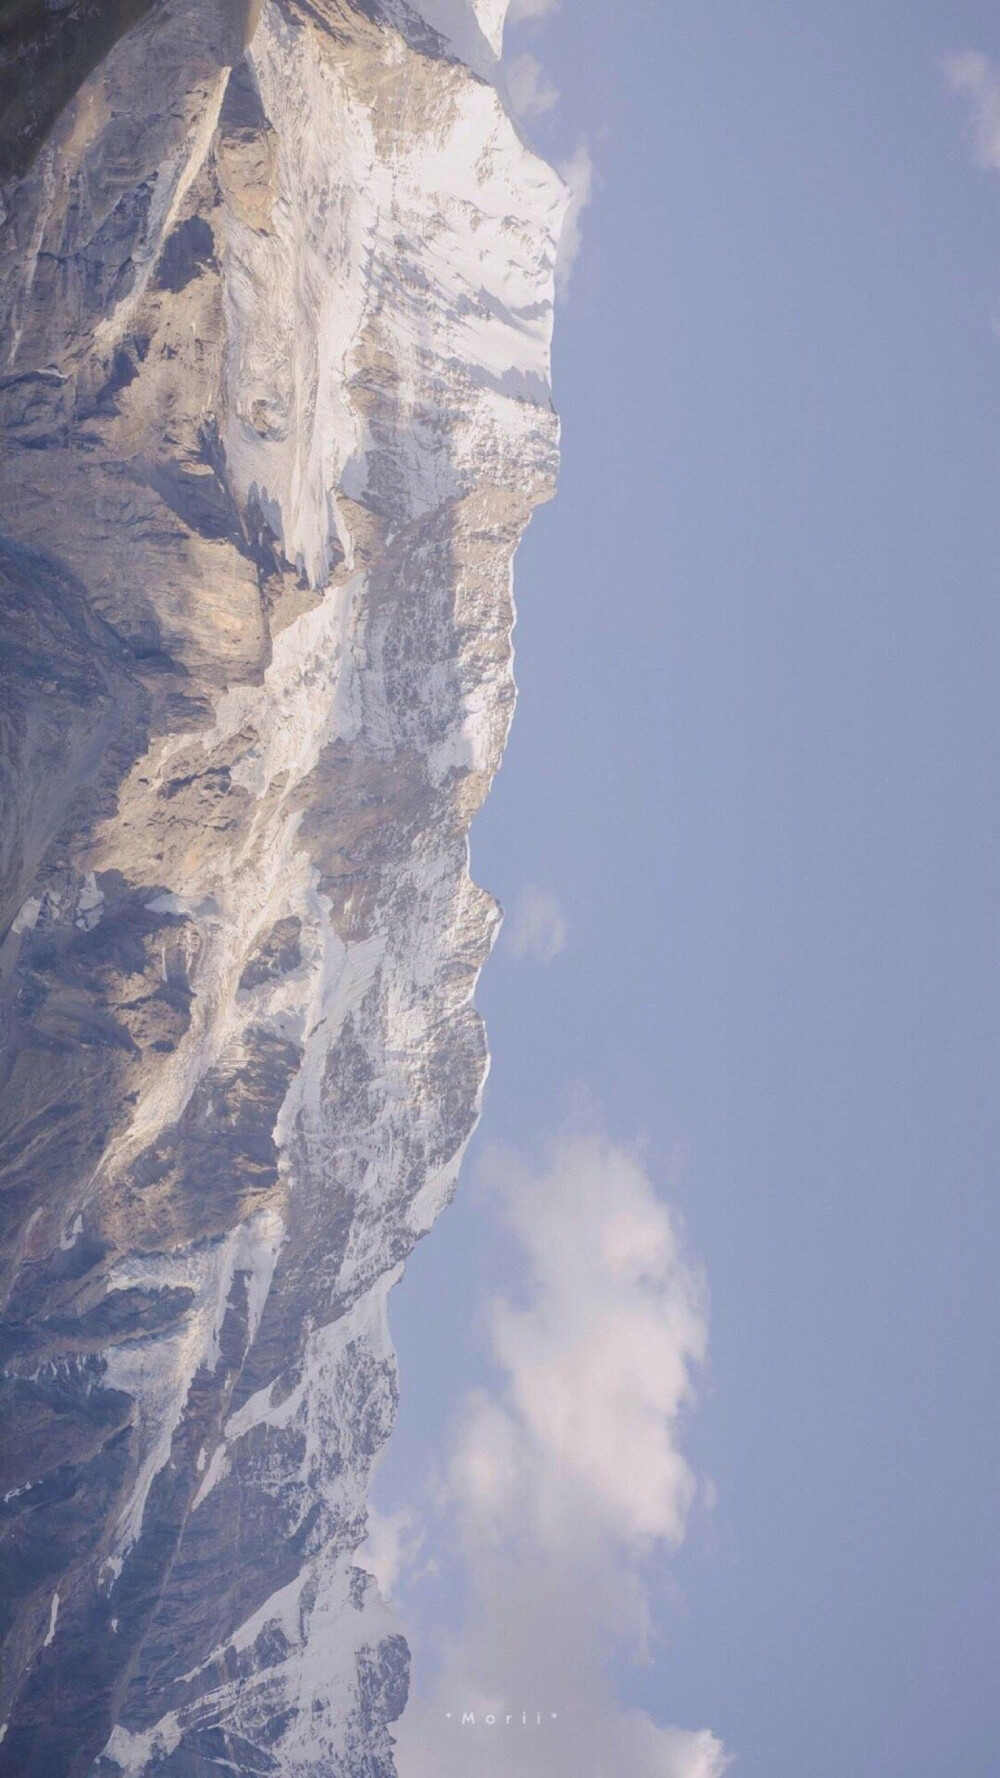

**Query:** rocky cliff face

left=0, top=4, right=562, bottom=1771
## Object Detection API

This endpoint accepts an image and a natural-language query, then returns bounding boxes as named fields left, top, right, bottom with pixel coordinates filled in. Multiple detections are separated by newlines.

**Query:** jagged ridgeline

left=0, top=3, right=563, bottom=1771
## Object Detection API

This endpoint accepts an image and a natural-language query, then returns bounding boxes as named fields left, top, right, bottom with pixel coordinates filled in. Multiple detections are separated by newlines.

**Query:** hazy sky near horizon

left=373, top=4, right=1000, bottom=1775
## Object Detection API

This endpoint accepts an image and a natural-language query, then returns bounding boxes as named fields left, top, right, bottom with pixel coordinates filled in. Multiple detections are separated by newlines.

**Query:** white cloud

left=944, top=50, right=1000, bottom=170
left=505, top=886, right=568, bottom=962
left=358, top=1506, right=423, bottom=1599
left=507, top=49, right=560, bottom=117
left=458, top=1136, right=707, bottom=1548
left=507, top=0, right=561, bottom=23
left=391, top=1133, right=726, bottom=1778
left=555, top=142, right=594, bottom=298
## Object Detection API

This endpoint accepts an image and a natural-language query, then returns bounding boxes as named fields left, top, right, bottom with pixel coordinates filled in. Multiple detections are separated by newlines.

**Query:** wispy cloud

left=507, top=0, right=561, bottom=22
left=453, top=1136, right=708, bottom=1547
left=944, top=50, right=1000, bottom=170
left=507, top=49, right=560, bottom=117
left=555, top=142, right=594, bottom=298
left=505, top=886, right=568, bottom=962
left=359, top=1506, right=423, bottom=1599
left=390, top=1132, right=726, bottom=1778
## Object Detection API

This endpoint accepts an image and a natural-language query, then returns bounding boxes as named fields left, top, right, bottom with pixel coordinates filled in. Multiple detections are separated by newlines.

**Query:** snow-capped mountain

left=0, top=3, right=562, bottom=1770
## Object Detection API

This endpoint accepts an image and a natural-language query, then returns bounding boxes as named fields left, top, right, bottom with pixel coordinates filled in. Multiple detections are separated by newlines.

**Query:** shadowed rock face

left=0, top=3, right=563, bottom=1773
left=0, top=0, right=159, bottom=182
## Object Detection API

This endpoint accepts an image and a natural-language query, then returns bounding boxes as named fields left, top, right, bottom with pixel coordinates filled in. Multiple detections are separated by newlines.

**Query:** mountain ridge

left=0, top=4, right=563, bottom=1770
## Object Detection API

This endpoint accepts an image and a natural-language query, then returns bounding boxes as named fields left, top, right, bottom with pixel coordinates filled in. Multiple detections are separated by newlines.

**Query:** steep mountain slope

left=0, top=3, right=562, bottom=1771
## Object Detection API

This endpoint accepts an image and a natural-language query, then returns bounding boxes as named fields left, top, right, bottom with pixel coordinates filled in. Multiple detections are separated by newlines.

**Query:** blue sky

left=375, top=4, right=1000, bottom=1774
